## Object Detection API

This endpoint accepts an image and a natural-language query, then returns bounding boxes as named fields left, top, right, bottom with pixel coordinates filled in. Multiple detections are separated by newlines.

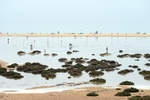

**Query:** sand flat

left=0, top=87, right=150, bottom=100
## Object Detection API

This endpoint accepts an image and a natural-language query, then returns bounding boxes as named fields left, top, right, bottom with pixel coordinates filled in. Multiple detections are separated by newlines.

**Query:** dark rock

left=118, top=69, right=134, bottom=75
left=66, top=51, right=72, bottom=55
left=17, top=51, right=26, bottom=56
left=119, top=50, right=123, bottom=53
left=29, top=50, right=41, bottom=55
left=58, top=58, right=67, bottom=62
left=68, top=68, right=82, bottom=77
left=51, top=53, right=58, bottom=56
left=144, top=54, right=150, bottom=59
left=145, top=63, right=150, bottom=66
left=41, top=70, right=56, bottom=80
left=1, top=71, right=23, bottom=80
left=89, top=78, right=106, bottom=84
left=7, top=63, right=18, bottom=68
left=72, top=50, right=79, bottom=53
left=87, top=92, right=99, bottom=96
left=17, top=62, right=48, bottom=74
left=89, top=71, right=104, bottom=77
left=120, top=81, right=134, bottom=85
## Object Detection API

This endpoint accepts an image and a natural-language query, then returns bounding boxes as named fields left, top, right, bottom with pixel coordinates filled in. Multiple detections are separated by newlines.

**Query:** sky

left=0, top=0, right=150, bottom=33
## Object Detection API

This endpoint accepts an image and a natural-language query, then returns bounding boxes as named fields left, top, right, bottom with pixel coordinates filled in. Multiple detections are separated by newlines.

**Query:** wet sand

left=0, top=60, right=8, bottom=68
left=0, top=87, right=150, bottom=100
left=0, top=33, right=150, bottom=37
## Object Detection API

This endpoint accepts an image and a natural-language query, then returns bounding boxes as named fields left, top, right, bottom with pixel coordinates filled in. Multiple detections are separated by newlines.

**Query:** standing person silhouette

left=106, top=47, right=108, bottom=54
left=69, top=43, right=72, bottom=50
left=30, top=44, right=33, bottom=51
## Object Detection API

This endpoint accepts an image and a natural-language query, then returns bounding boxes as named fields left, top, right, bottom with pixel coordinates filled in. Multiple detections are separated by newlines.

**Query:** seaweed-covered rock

left=129, top=65, right=138, bottom=69
left=115, top=87, right=139, bottom=96
left=91, top=54, right=95, bottom=56
left=89, top=71, right=104, bottom=77
left=129, top=96, right=150, bottom=100
left=89, top=78, right=106, bottom=84
left=68, top=68, right=82, bottom=77
left=29, top=50, right=41, bottom=55
left=72, top=50, right=79, bottom=53
left=43, top=53, right=49, bottom=56
left=74, top=58, right=86, bottom=64
left=1, top=71, right=23, bottom=80
left=100, top=53, right=111, bottom=57
left=117, top=54, right=129, bottom=58
left=137, top=68, right=141, bottom=71
left=86, top=59, right=121, bottom=72
left=129, top=54, right=142, bottom=58
left=17, top=62, right=48, bottom=74
left=7, top=63, right=18, bottom=68
left=118, top=69, right=134, bottom=75
left=62, top=64, right=71, bottom=68
left=65, top=61, right=73, bottom=65
left=17, top=51, right=26, bottom=56
left=117, top=54, right=142, bottom=58
left=144, top=75, right=150, bottom=80
left=46, top=68, right=67, bottom=73
left=124, top=87, right=139, bottom=93
left=41, top=70, right=56, bottom=79
left=120, top=81, right=134, bottom=85
left=87, top=92, right=99, bottom=96
left=0, top=67, right=7, bottom=74
left=139, top=70, right=150, bottom=76
left=51, top=53, right=58, bottom=56
left=58, top=58, right=67, bottom=62
left=144, top=54, right=150, bottom=59
left=119, top=50, right=123, bottom=53
left=145, top=63, right=150, bottom=66
left=66, top=51, right=72, bottom=55
left=115, top=91, right=131, bottom=96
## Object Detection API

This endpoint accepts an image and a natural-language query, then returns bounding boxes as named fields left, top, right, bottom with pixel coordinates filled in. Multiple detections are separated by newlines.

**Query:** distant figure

left=95, top=31, right=98, bottom=34
left=7, top=38, right=9, bottom=44
left=30, top=44, right=33, bottom=51
left=26, top=36, right=28, bottom=40
left=69, top=43, right=72, bottom=50
left=44, top=49, right=46, bottom=54
left=106, top=47, right=108, bottom=54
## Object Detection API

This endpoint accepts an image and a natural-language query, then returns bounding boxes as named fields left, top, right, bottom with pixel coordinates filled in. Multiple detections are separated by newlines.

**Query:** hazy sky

left=0, top=0, right=150, bottom=33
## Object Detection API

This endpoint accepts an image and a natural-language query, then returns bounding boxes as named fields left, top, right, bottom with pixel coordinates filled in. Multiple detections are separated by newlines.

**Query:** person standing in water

left=69, top=43, right=72, bottom=50
left=30, top=44, right=33, bottom=51
left=7, top=38, right=10, bottom=44
left=106, top=47, right=108, bottom=54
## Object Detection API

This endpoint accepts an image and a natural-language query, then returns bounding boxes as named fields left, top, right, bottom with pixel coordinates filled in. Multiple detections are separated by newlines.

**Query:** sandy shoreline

left=0, top=33, right=150, bottom=37
left=0, top=60, right=8, bottom=68
left=0, top=86, right=150, bottom=100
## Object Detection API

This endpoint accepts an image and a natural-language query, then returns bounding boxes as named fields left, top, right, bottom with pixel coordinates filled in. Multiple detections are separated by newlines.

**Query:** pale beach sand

left=0, top=33, right=150, bottom=37
left=0, top=86, right=150, bottom=100
left=0, top=60, right=8, bottom=68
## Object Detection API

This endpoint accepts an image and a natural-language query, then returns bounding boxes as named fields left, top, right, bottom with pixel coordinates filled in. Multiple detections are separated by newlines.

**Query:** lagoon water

left=0, top=36, right=150, bottom=92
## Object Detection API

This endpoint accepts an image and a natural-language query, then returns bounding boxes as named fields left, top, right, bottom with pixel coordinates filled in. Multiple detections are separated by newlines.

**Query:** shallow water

left=0, top=36, right=150, bottom=91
